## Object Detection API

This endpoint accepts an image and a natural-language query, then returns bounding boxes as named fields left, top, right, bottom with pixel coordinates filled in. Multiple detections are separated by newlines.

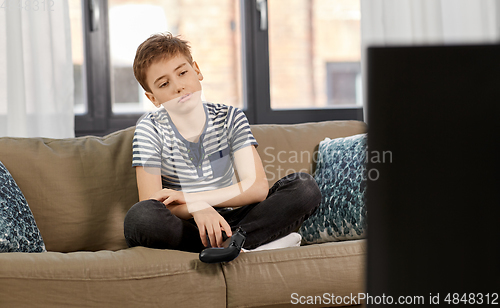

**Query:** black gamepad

left=199, top=227, right=246, bottom=263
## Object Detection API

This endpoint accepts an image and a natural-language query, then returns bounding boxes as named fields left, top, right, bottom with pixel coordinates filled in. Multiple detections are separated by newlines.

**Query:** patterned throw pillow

left=299, top=134, right=367, bottom=244
left=0, top=161, right=46, bottom=252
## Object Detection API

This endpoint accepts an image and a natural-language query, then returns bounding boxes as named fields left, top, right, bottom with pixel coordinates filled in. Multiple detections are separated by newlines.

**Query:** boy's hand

left=191, top=206, right=233, bottom=248
left=150, top=189, right=213, bottom=213
left=149, top=188, right=234, bottom=247
left=149, top=188, right=186, bottom=206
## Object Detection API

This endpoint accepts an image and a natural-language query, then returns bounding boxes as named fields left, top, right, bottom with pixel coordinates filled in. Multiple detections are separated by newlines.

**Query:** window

left=73, top=0, right=363, bottom=136
left=69, top=0, right=85, bottom=115
left=108, top=1, right=244, bottom=114
left=268, top=0, right=362, bottom=109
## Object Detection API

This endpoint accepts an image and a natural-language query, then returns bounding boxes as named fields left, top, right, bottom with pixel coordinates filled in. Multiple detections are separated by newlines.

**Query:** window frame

left=76, top=0, right=143, bottom=136
left=75, top=0, right=363, bottom=136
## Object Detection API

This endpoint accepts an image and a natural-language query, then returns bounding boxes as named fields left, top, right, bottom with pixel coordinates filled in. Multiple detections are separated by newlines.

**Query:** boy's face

left=145, top=54, right=204, bottom=114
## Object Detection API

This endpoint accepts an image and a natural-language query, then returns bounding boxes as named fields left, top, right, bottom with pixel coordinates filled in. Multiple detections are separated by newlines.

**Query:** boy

left=124, top=33, right=320, bottom=262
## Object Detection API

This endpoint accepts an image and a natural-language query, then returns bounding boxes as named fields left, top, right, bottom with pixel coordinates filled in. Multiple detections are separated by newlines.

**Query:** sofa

left=0, top=120, right=367, bottom=308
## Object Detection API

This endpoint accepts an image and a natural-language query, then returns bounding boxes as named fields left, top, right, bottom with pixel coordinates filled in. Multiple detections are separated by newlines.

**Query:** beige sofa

left=0, top=120, right=367, bottom=308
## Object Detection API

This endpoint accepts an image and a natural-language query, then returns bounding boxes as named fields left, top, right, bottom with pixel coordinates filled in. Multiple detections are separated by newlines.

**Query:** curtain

left=360, top=0, right=500, bottom=121
left=0, top=0, right=74, bottom=138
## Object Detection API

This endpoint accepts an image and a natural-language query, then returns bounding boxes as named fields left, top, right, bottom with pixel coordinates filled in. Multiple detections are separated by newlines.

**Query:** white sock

left=242, top=232, right=302, bottom=252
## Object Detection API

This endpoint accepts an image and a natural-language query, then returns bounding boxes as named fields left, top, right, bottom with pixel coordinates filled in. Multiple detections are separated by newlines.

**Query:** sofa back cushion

left=0, top=127, right=138, bottom=252
left=0, top=120, right=366, bottom=252
left=251, top=121, right=367, bottom=187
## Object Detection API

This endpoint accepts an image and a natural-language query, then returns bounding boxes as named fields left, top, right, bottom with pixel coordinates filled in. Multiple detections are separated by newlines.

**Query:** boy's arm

left=155, top=145, right=269, bottom=209
left=135, top=167, right=162, bottom=202
left=135, top=167, right=192, bottom=219
left=198, top=144, right=269, bottom=207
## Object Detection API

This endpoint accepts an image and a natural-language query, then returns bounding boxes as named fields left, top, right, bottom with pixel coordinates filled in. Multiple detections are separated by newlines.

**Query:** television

left=365, top=44, right=500, bottom=306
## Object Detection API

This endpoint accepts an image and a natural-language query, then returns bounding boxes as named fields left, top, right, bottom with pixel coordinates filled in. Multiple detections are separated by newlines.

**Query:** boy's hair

left=133, top=32, right=194, bottom=92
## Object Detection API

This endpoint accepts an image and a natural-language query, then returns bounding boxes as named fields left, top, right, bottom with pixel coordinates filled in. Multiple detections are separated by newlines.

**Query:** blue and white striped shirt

left=132, top=102, right=258, bottom=193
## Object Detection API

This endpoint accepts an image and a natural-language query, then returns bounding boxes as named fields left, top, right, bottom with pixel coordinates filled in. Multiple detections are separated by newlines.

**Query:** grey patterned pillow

left=299, top=134, right=367, bottom=244
left=0, top=161, right=46, bottom=252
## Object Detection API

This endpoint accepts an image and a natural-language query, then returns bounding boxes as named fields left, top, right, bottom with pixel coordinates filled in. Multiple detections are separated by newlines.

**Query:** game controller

left=199, top=227, right=246, bottom=263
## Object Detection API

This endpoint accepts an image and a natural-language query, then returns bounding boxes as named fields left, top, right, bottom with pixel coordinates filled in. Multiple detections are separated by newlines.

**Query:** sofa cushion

left=299, top=134, right=367, bottom=244
left=0, top=127, right=139, bottom=252
left=0, top=247, right=226, bottom=308
left=0, top=161, right=46, bottom=253
left=250, top=121, right=367, bottom=187
left=223, top=240, right=366, bottom=308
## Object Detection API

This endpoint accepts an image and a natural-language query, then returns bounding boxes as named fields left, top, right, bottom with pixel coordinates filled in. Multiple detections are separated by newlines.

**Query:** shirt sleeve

left=228, top=107, right=258, bottom=153
left=132, top=113, right=163, bottom=169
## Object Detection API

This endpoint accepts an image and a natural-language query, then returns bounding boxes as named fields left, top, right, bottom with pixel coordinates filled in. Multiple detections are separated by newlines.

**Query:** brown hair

left=133, top=32, right=194, bottom=92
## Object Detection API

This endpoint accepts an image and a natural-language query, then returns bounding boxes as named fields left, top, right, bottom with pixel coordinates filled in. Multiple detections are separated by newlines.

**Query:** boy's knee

left=125, top=199, right=160, bottom=225
left=296, top=172, right=320, bottom=192
left=295, top=172, right=321, bottom=209
left=124, top=199, right=166, bottom=237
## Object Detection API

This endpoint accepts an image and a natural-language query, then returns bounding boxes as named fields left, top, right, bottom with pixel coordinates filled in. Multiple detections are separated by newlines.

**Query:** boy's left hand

left=191, top=206, right=232, bottom=248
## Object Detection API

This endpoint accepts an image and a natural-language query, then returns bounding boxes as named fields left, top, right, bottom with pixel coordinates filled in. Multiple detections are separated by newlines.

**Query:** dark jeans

left=123, top=172, right=321, bottom=253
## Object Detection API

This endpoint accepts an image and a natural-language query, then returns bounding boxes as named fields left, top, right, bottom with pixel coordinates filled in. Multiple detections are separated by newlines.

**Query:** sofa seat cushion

left=0, top=247, right=226, bottom=308
left=222, top=239, right=366, bottom=308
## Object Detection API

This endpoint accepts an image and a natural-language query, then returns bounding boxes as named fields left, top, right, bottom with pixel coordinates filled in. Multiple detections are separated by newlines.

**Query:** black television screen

left=365, top=44, right=500, bottom=306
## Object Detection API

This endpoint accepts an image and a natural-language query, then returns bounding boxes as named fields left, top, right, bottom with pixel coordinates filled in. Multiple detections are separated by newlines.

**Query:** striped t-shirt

left=132, top=102, right=258, bottom=193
